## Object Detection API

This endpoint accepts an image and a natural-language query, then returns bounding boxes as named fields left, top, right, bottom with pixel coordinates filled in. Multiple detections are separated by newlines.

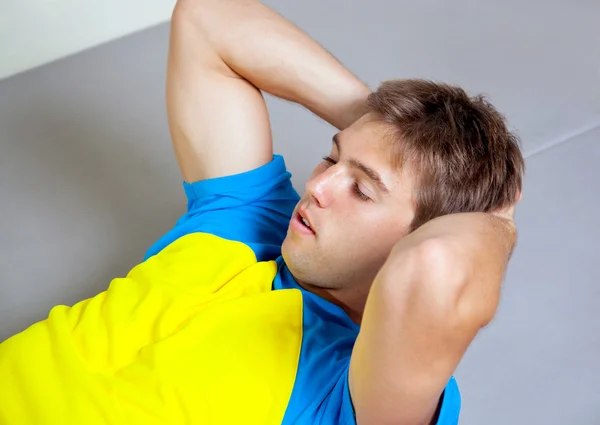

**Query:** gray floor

left=1, top=1, right=599, bottom=423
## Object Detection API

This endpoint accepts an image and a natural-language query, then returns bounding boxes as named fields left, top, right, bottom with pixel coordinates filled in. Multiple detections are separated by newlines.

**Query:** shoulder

left=145, top=155, right=301, bottom=262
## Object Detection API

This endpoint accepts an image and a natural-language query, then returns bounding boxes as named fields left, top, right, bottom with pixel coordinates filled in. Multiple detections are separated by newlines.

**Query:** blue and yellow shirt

left=0, top=155, right=460, bottom=424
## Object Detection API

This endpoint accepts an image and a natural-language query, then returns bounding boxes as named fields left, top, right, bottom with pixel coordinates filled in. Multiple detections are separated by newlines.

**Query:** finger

left=492, top=204, right=516, bottom=221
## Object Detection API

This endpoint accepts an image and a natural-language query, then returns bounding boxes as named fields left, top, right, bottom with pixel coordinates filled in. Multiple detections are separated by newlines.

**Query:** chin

left=281, top=238, right=300, bottom=269
left=280, top=237, right=294, bottom=267
left=281, top=231, right=306, bottom=261
left=281, top=240, right=311, bottom=280
left=280, top=234, right=292, bottom=258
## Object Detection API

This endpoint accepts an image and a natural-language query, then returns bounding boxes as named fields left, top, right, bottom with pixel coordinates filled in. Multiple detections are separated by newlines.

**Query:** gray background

left=1, top=0, right=599, bottom=423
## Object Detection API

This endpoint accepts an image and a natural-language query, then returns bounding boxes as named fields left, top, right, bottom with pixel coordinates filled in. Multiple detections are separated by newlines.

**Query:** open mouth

left=300, top=216, right=311, bottom=229
left=293, top=211, right=315, bottom=235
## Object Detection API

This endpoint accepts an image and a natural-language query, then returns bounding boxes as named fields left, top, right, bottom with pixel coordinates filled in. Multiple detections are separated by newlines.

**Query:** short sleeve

left=339, top=366, right=357, bottom=425
left=144, top=155, right=300, bottom=262
left=435, top=377, right=461, bottom=425
left=339, top=375, right=461, bottom=425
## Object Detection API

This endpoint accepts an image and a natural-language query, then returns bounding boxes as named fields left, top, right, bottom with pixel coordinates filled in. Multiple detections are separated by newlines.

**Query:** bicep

left=167, top=7, right=272, bottom=183
left=144, top=155, right=300, bottom=262
left=349, top=242, right=480, bottom=425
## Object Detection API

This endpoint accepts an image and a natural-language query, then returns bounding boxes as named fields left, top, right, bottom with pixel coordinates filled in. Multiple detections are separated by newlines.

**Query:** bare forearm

left=175, top=0, right=370, bottom=129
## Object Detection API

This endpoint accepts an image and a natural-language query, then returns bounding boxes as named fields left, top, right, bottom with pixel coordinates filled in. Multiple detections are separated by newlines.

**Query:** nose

left=305, top=164, right=341, bottom=208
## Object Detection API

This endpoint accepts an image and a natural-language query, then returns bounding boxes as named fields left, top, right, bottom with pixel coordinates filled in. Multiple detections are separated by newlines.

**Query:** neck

left=296, top=280, right=366, bottom=325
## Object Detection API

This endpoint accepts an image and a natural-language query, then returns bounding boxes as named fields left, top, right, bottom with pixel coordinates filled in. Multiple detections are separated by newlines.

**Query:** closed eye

left=322, top=156, right=336, bottom=165
left=322, top=156, right=371, bottom=202
left=352, top=182, right=371, bottom=201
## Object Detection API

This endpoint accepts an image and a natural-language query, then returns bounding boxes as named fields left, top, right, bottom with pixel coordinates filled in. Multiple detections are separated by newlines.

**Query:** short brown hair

left=366, top=79, right=525, bottom=232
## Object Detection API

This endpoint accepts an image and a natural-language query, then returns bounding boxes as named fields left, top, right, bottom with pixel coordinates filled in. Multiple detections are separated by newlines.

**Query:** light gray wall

left=0, top=25, right=179, bottom=338
left=455, top=126, right=600, bottom=424
left=1, top=1, right=599, bottom=424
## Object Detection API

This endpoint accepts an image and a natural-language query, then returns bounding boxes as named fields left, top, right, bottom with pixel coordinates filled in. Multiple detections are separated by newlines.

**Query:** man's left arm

left=349, top=212, right=517, bottom=425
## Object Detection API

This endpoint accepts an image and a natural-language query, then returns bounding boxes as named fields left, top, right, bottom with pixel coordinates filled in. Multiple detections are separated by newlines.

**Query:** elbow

left=172, top=0, right=214, bottom=29
left=172, top=0, right=193, bottom=18
left=171, top=0, right=197, bottom=36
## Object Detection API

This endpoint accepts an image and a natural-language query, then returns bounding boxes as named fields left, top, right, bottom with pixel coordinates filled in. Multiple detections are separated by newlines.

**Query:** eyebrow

left=332, top=133, right=390, bottom=194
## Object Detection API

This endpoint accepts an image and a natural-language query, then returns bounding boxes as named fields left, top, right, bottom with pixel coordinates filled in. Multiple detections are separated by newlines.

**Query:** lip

left=292, top=206, right=316, bottom=235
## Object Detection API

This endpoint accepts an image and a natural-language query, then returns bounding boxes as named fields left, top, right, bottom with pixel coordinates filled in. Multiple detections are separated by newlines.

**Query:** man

left=0, top=0, right=524, bottom=424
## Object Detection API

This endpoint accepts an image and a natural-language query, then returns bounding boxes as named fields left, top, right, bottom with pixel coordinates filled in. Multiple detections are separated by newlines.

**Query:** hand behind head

left=491, top=191, right=522, bottom=222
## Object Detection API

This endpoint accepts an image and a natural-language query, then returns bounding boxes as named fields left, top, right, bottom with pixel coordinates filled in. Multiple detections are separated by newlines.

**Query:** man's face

left=282, top=113, right=415, bottom=298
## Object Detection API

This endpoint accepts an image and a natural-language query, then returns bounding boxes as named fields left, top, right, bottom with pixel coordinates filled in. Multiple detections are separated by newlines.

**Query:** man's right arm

left=168, top=0, right=371, bottom=183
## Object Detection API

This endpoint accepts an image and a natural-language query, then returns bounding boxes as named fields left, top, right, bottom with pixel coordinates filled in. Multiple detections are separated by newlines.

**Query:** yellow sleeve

left=0, top=233, right=272, bottom=424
